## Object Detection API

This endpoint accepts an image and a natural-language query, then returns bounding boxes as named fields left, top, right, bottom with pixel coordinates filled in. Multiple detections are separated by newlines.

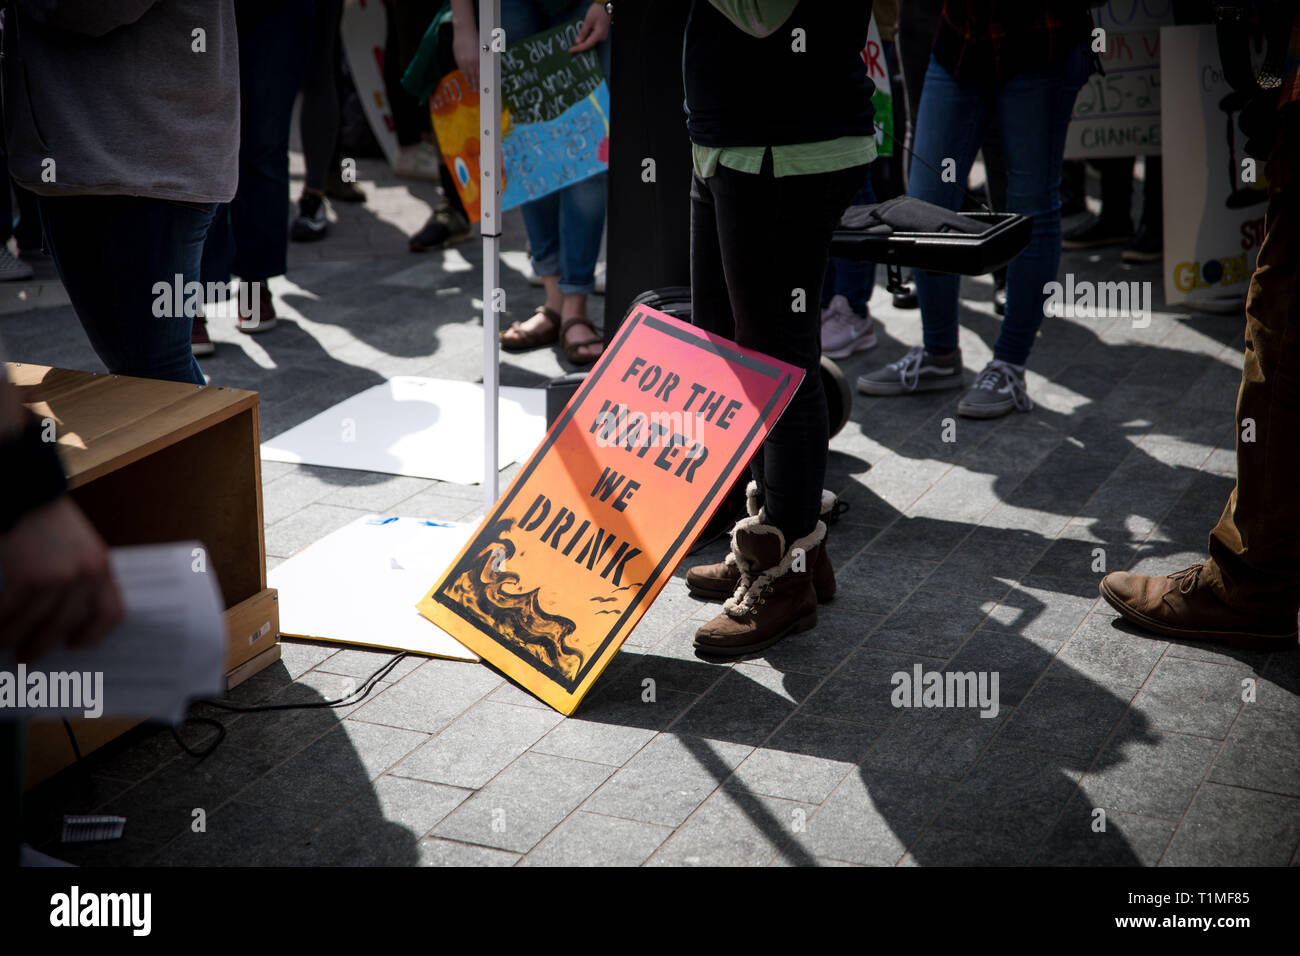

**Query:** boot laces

left=1168, top=565, right=1203, bottom=595
left=972, top=360, right=1033, bottom=411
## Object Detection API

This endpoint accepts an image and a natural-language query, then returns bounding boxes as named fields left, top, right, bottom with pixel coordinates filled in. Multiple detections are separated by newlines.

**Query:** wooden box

left=7, top=363, right=280, bottom=786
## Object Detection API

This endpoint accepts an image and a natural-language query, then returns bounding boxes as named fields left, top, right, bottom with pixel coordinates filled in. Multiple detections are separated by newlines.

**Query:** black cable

left=198, top=651, right=409, bottom=714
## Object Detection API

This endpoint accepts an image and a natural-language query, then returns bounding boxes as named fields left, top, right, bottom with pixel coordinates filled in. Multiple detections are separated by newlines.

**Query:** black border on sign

left=433, top=308, right=793, bottom=693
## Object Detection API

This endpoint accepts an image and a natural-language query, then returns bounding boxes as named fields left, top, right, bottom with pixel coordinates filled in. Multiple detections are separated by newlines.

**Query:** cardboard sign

left=862, top=19, right=893, bottom=158
left=417, top=309, right=803, bottom=713
left=1065, top=0, right=1172, bottom=159
left=430, top=17, right=610, bottom=223
left=1160, top=25, right=1267, bottom=310
left=341, top=0, right=401, bottom=167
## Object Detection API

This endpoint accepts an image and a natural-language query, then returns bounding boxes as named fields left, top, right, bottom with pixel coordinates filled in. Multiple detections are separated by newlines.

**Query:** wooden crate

left=7, top=363, right=280, bottom=787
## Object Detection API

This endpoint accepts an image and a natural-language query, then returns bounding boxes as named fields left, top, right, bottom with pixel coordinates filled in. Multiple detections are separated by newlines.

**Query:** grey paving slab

left=1161, top=783, right=1300, bottom=866
left=648, top=790, right=817, bottom=867
left=930, top=747, right=1084, bottom=849
left=865, top=703, right=1007, bottom=780
left=1031, top=799, right=1177, bottom=866
left=349, top=657, right=503, bottom=733
left=866, top=587, right=995, bottom=657
left=277, top=639, right=338, bottom=678
left=433, top=752, right=614, bottom=853
left=100, top=745, right=282, bottom=845
left=799, top=646, right=921, bottom=726
left=790, top=769, right=954, bottom=866
left=1208, top=696, right=1300, bottom=798
left=921, top=525, right=1049, bottom=600
left=671, top=664, right=821, bottom=747
left=945, top=627, right=1062, bottom=708
left=415, top=838, right=520, bottom=867
left=725, top=747, right=856, bottom=805
left=994, top=675, right=1136, bottom=763
left=832, top=551, right=939, bottom=617
left=278, top=775, right=470, bottom=866
left=1079, top=714, right=1221, bottom=820
left=151, top=802, right=321, bottom=867
left=582, top=733, right=753, bottom=828
left=520, top=811, right=673, bottom=866
left=750, top=607, right=885, bottom=675
left=1052, top=610, right=1168, bottom=688
left=391, top=701, right=562, bottom=788
left=1131, top=656, right=1248, bottom=739
left=236, top=720, right=428, bottom=816
left=264, top=502, right=369, bottom=558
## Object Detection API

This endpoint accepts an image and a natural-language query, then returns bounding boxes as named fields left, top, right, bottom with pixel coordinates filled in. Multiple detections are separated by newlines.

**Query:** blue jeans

left=910, top=47, right=1090, bottom=366
left=38, top=195, right=216, bottom=385
left=821, top=175, right=877, bottom=315
left=202, top=0, right=314, bottom=285
left=500, top=0, right=610, bottom=295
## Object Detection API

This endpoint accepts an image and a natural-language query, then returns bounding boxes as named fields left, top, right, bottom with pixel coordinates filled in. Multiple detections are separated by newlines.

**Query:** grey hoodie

left=3, top=0, right=239, bottom=203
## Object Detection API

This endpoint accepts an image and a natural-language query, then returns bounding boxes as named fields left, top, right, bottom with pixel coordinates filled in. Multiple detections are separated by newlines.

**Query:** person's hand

left=569, top=2, right=610, bottom=53
left=453, top=22, right=481, bottom=91
left=0, top=496, right=123, bottom=663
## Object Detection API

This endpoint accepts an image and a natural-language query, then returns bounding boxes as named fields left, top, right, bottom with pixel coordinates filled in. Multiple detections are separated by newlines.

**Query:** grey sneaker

left=957, top=360, right=1033, bottom=418
left=857, top=345, right=963, bottom=396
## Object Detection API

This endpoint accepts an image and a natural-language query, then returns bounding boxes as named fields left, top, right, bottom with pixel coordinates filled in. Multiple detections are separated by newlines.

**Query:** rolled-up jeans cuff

left=530, top=251, right=561, bottom=280
left=557, top=280, right=594, bottom=296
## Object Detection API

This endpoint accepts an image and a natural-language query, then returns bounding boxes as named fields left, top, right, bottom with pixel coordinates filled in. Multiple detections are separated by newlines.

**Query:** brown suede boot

left=1099, top=563, right=1299, bottom=650
left=686, top=486, right=838, bottom=602
left=693, top=517, right=825, bottom=657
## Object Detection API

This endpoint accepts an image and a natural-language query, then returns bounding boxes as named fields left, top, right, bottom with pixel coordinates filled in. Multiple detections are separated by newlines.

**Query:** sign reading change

left=417, top=309, right=803, bottom=713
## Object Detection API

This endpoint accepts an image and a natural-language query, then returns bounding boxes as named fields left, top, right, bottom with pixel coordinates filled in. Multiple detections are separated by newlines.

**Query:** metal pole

left=480, top=0, right=502, bottom=510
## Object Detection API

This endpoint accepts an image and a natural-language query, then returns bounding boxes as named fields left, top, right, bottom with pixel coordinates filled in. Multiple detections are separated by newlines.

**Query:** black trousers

left=690, top=155, right=869, bottom=544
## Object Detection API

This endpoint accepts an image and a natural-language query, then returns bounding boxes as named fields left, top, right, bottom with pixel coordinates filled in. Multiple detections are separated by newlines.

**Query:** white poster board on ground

left=341, top=0, right=402, bottom=167
left=269, top=515, right=480, bottom=661
left=1064, top=0, right=1172, bottom=159
left=260, top=377, right=547, bottom=484
left=1160, top=25, right=1267, bottom=311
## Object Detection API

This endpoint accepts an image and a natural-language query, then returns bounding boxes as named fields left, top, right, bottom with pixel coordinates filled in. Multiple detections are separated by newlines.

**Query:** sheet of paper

left=0, top=543, right=226, bottom=724
left=269, top=515, right=480, bottom=661
left=260, top=377, right=547, bottom=484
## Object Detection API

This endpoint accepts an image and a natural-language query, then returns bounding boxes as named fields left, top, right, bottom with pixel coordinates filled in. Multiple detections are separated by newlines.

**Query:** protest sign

left=430, top=17, right=609, bottom=223
left=1065, top=0, right=1172, bottom=159
left=863, top=19, right=893, bottom=158
left=417, top=308, right=803, bottom=713
left=1160, top=25, right=1267, bottom=310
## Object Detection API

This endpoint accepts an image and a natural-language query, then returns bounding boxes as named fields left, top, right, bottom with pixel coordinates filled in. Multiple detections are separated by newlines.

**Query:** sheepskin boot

left=686, top=484, right=838, bottom=602
left=693, top=516, right=826, bottom=657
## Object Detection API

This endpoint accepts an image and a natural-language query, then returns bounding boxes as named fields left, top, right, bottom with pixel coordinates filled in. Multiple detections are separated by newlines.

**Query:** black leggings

left=690, top=154, right=869, bottom=544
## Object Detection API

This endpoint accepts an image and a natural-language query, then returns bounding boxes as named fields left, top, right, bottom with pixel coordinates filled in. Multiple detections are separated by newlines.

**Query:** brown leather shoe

left=693, top=517, right=824, bottom=657
left=686, top=486, right=838, bottom=602
left=1099, top=563, right=1299, bottom=650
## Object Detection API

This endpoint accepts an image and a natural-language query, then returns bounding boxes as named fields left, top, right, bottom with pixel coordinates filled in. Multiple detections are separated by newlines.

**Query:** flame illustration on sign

left=442, top=519, right=584, bottom=681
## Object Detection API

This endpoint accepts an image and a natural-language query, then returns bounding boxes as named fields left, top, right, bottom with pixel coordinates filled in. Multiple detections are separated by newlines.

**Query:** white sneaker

left=0, top=247, right=34, bottom=281
left=820, top=295, right=876, bottom=358
left=392, top=141, right=442, bottom=182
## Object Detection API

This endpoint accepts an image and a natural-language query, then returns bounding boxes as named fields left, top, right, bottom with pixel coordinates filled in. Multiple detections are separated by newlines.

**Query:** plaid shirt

left=932, top=0, right=1094, bottom=85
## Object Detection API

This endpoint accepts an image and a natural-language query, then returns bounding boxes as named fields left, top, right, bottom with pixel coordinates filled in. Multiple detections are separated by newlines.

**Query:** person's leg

left=496, top=0, right=568, bottom=350
left=231, top=0, right=314, bottom=284
left=908, top=56, right=988, bottom=357
left=834, top=175, right=877, bottom=316
left=705, top=157, right=868, bottom=543
left=1203, top=111, right=1300, bottom=619
left=38, top=195, right=215, bottom=384
left=301, top=0, right=344, bottom=194
left=990, top=43, right=1090, bottom=368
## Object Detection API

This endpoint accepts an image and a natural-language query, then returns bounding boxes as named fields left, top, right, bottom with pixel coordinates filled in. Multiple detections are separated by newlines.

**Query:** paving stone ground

left=6, top=156, right=1298, bottom=867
